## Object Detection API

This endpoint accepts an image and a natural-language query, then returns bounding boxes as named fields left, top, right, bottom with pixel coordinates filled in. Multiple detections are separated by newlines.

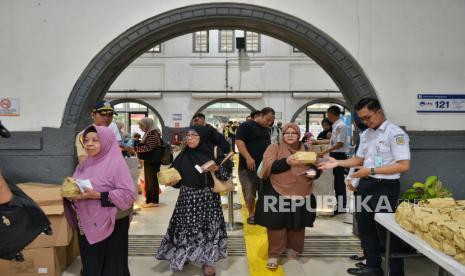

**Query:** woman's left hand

left=71, top=188, right=101, bottom=200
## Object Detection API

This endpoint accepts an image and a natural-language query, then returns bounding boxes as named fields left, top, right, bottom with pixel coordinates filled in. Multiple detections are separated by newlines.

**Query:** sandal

left=286, top=248, right=298, bottom=260
left=202, top=265, right=216, bottom=276
left=142, top=203, right=156, bottom=208
left=266, top=258, right=279, bottom=269
left=349, top=254, right=366, bottom=261
left=247, top=216, right=255, bottom=225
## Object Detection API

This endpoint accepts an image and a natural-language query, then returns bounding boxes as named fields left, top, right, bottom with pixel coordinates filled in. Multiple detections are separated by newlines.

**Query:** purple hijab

left=64, top=126, right=136, bottom=244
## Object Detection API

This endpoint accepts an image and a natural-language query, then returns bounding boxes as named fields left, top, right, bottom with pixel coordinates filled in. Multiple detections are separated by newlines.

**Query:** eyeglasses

left=185, top=134, right=200, bottom=139
left=283, top=132, right=299, bottom=136
left=359, top=109, right=380, bottom=122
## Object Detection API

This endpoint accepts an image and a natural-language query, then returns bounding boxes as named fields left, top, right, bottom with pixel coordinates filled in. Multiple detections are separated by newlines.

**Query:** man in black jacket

left=191, top=113, right=231, bottom=153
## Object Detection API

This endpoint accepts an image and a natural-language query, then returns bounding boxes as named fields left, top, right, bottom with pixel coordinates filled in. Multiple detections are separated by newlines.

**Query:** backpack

left=160, top=139, right=173, bottom=165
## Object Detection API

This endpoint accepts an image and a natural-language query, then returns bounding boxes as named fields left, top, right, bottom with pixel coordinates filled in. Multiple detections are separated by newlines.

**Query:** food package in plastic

left=414, top=228, right=424, bottom=238
left=293, top=151, right=317, bottom=163
left=422, top=232, right=435, bottom=246
left=438, top=221, right=462, bottom=240
left=429, top=221, right=447, bottom=240
left=157, top=168, right=182, bottom=186
left=455, top=251, right=465, bottom=265
left=451, top=208, right=465, bottom=221
left=454, top=229, right=465, bottom=251
left=395, top=202, right=412, bottom=223
left=417, top=214, right=450, bottom=232
left=430, top=237, right=444, bottom=251
left=61, top=177, right=81, bottom=198
left=408, top=207, right=439, bottom=225
left=420, top=198, right=456, bottom=208
left=396, top=202, right=416, bottom=232
left=400, top=219, right=416, bottom=233
left=442, top=239, right=457, bottom=256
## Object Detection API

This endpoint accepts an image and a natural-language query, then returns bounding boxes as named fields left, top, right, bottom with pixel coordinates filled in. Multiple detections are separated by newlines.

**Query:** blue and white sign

left=417, top=94, right=465, bottom=113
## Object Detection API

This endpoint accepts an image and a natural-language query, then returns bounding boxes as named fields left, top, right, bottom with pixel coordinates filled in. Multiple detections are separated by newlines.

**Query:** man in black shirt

left=191, top=113, right=230, bottom=153
left=236, top=107, right=275, bottom=224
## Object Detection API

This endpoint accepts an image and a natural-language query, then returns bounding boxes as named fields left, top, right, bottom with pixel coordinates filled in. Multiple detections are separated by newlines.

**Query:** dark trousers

left=329, top=152, right=347, bottom=210
left=78, top=216, right=131, bottom=276
left=357, top=178, right=404, bottom=276
left=144, top=161, right=161, bottom=204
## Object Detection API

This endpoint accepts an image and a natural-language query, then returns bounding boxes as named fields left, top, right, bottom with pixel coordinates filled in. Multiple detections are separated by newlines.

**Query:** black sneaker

left=347, top=267, right=383, bottom=276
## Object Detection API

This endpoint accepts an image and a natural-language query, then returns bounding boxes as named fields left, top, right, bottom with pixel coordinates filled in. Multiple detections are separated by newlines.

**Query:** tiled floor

left=63, top=184, right=440, bottom=275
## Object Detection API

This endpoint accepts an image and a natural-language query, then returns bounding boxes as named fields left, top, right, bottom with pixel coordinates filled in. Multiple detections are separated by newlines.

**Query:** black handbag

left=137, top=132, right=173, bottom=164
left=0, top=181, right=52, bottom=261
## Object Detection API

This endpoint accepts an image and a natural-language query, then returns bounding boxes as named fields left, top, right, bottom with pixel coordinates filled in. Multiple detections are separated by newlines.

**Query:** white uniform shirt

left=330, top=118, right=349, bottom=153
left=356, top=120, right=410, bottom=179
left=109, top=122, right=123, bottom=143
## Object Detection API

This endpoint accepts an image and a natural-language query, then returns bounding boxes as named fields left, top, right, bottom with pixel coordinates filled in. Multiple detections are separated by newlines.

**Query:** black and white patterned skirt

left=155, top=186, right=228, bottom=271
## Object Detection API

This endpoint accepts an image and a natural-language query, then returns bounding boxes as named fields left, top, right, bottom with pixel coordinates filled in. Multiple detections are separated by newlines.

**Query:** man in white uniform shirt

left=319, top=98, right=410, bottom=276
left=318, top=105, right=349, bottom=213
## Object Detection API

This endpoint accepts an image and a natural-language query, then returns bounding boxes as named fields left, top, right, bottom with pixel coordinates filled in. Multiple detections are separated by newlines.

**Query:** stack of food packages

left=395, top=198, right=465, bottom=264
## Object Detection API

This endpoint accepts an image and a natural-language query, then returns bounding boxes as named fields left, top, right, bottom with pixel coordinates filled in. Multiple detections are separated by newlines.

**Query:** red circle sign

left=0, top=99, right=11, bottom=109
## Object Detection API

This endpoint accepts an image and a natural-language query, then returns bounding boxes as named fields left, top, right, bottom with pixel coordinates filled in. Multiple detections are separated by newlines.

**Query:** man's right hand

left=246, top=157, right=256, bottom=171
left=317, top=156, right=339, bottom=170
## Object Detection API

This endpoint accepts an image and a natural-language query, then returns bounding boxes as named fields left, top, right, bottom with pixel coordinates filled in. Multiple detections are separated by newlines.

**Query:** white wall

left=113, top=92, right=335, bottom=128
left=1, top=0, right=465, bottom=131
left=109, top=31, right=337, bottom=91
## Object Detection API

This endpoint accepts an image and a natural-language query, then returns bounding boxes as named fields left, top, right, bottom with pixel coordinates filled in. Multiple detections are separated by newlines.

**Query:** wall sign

left=172, top=113, right=182, bottom=121
left=0, top=98, right=20, bottom=116
left=417, top=94, right=465, bottom=113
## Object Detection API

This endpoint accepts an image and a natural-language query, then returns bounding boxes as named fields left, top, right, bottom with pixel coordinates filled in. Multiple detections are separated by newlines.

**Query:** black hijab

left=171, top=126, right=215, bottom=189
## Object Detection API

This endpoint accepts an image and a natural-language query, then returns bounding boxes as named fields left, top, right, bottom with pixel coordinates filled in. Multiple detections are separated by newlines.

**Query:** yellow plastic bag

left=61, top=177, right=80, bottom=198
left=455, top=251, right=465, bottom=265
left=157, top=168, right=182, bottom=186
left=438, top=221, right=462, bottom=240
left=442, top=239, right=457, bottom=256
left=416, top=214, right=449, bottom=232
left=293, top=151, right=317, bottom=163
left=454, top=229, right=465, bottom=251
left=420, top=198, right=456, bottom=208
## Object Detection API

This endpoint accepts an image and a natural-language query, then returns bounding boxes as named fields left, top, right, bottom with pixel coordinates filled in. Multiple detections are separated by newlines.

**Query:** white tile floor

left=63, top=185, right=440, bottom=276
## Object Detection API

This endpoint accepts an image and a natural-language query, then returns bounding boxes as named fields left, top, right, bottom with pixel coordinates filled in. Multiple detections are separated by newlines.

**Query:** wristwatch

left=370, top=168, right=376, bottom=176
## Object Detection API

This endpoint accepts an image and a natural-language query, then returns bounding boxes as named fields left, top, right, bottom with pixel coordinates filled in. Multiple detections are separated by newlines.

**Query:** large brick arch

left=62, top=2, right=377, bottom=130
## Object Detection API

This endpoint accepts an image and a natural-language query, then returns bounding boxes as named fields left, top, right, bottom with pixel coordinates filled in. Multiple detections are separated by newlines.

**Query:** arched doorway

left=62, top=3, right=377, bottom=130
left=194, top=99, right=255, bottom=128
left=109, top=98, right=165, bottom=134
left=292, top=100, right=352, bottom=142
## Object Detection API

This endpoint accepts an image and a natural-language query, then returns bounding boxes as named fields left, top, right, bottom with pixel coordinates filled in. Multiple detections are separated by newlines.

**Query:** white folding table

left=375, top=213, right=465, bottom=276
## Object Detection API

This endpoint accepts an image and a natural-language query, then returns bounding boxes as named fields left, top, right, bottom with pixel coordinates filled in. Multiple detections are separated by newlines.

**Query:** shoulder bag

left=211, top=147, right=235, bottom=193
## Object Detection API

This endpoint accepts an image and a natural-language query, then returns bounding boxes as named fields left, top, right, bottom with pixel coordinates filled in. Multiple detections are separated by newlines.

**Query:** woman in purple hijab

left=64, top=126, right=136, bottom=276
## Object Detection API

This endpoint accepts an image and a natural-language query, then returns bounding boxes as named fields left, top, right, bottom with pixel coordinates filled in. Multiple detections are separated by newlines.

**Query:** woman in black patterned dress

left=156, top=126, right=231, bottom=276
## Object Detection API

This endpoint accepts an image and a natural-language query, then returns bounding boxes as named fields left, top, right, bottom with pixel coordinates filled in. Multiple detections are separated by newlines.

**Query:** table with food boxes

left=0, top=183, right=79, bottom=276
left=376, top=198, right=465, bottom=276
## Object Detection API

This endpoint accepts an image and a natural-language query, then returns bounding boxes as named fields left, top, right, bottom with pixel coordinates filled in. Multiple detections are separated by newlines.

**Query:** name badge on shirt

left=374, top=155, right=383, bottom=167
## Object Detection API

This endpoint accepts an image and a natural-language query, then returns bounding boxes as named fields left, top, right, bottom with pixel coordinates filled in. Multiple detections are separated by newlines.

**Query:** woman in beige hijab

left=254, top=123, right=321, bottom=269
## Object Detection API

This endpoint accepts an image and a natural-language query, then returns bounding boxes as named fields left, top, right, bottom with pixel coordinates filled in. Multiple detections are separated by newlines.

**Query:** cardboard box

left=0, top=247, right=67, bottom=276
left=17, top=183, right=72, bottom=249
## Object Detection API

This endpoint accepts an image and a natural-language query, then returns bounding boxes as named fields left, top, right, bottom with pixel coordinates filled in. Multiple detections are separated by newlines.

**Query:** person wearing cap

left=75, top=101, right=121, bottom=163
